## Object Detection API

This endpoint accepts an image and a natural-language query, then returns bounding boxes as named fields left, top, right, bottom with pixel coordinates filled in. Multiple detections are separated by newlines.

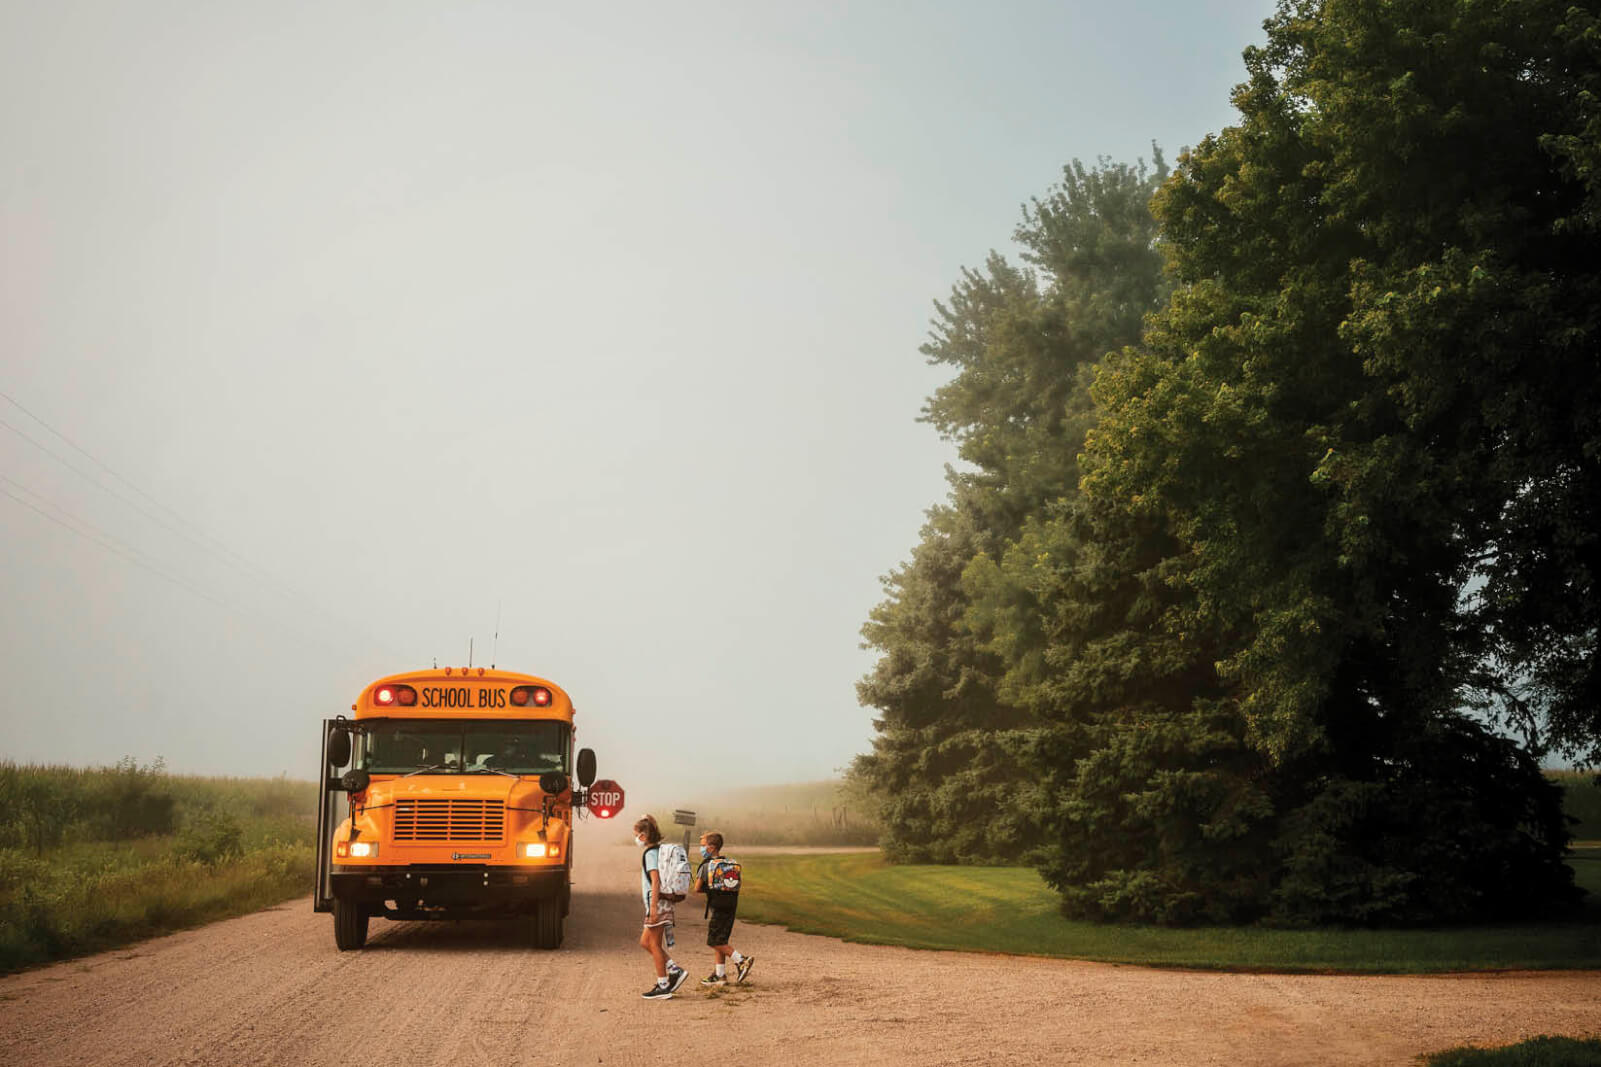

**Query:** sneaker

left=700, top=972, right=727, bottom=986
left=735, top=956, right=755, bottom=984
left=642, top=983, right=673, bottom=1000
left=667, top=967, right=690, bottom=994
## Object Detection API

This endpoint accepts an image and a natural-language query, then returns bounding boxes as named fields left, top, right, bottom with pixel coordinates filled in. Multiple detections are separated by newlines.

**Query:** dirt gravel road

left=2, top=844, right=1597, bottom=1066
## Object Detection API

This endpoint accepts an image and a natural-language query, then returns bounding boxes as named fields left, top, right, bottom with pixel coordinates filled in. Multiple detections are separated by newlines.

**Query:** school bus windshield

left=357, top=719, right=569, bottom=775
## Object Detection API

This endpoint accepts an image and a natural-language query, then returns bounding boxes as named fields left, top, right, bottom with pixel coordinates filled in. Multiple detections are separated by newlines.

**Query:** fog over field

left=1, top=0, right=1270, bottom=798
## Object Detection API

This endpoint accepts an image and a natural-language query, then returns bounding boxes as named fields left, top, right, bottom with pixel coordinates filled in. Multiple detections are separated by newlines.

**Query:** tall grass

left=1554, top=771, right=1601, bottom=841
left=0, top=761, right=317, bottom=973
left=633, top=780, right=881, bottom=847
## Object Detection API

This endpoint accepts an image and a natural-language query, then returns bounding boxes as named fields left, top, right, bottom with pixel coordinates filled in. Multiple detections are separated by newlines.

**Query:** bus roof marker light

left=444, top=667, right=453, bottom=676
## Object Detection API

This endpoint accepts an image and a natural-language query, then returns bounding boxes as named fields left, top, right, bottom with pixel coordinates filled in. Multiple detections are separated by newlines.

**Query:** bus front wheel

left=532, top=896, right=563, bottom=950
left=333, top=898, right=369, bottom=951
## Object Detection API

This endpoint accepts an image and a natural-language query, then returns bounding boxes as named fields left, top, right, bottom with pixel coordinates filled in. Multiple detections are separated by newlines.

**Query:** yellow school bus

left=312, top=667, right=614, bottom=951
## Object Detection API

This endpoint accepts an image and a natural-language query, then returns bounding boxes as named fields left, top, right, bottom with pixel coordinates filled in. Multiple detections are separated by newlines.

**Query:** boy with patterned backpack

left=694, top=830, right=753, bottom=985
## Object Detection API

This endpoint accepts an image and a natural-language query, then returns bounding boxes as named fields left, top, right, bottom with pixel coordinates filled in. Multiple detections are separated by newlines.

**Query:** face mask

left=636, top=835, right=648, bottom=847
left=698, top=846, right=710, bottom=858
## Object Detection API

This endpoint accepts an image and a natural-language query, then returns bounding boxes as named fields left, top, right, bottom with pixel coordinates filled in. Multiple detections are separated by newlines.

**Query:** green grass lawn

left=738, top=849, right=1601, bottom=973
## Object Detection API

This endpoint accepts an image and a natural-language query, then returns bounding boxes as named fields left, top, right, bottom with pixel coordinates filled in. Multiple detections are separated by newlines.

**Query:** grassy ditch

left=1422, top=1036, right=1601, bottom=1065
left=738, top=849, right=1601, bottom=973
left=0, top=761, right=316, bottom=974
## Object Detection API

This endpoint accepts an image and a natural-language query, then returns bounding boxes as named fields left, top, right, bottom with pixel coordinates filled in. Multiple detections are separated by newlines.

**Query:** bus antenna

left=491, top=600, right=501, bottom=669
left=469, top=637, right=474, bottom=668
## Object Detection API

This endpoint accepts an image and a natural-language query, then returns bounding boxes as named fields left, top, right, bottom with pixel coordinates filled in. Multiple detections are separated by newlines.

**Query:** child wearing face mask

left=634, top=815, right=687, bottom=999
left=694, top=830, right=753, bottom=985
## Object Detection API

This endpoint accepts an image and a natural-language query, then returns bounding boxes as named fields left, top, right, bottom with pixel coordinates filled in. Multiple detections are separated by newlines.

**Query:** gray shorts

left=643, top=900, right=676, bottom=948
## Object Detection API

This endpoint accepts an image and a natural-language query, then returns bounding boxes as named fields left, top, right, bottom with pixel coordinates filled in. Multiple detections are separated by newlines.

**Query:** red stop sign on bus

left=588, top=779, right=624, bottom=819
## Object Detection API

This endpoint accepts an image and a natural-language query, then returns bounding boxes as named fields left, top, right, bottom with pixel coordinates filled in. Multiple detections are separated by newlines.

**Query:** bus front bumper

left=330, top=864, right=568, bottom=918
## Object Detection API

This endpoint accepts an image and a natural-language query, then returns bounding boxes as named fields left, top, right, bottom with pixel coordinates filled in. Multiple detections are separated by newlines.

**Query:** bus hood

left=364, top=776, right=555, bottom=808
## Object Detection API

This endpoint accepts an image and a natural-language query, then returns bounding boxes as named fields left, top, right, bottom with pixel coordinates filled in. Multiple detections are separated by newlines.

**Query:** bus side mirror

left=577, top=748, right=596, bottom=788
left=327, top=727, right=352, bottom=768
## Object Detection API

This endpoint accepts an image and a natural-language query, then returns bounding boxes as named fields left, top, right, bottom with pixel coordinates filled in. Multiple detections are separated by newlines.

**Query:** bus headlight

left=349, top=841, right=379, bottom=858
left=518, top=842, right=560, bottom=859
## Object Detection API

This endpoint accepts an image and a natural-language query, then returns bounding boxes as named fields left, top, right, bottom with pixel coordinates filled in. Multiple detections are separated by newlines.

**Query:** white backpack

left=657, top=842, right=693, bottom=902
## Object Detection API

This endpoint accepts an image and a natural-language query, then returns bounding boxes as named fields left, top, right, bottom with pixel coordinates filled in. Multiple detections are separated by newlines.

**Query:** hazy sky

left=2, top=0, right=1274, bottom=796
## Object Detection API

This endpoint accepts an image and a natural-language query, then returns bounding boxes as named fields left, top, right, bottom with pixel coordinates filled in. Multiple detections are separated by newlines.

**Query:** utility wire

left=1, top=415, right=232, bottom=566
left=1, top=475, right=411, bottom=664
left=0, top=470, right=388, bottom=661
left=0, top=387, right=207, bottom=543
left=0, top=388, right=412, bottom=662
left=0, top=474, right=234, bottom=611
left=0, top=394, right=315, bottom=594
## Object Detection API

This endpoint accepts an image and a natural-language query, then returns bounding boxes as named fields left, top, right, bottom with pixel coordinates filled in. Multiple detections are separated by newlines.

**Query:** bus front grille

left=393, top=799, right=506, bottom=842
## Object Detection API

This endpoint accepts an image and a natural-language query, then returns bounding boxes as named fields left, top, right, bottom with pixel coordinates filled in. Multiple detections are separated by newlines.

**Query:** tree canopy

left=857, top=0, right=1595, bottom=924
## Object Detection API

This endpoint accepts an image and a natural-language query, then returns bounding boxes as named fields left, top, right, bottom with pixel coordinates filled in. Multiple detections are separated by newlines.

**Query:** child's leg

left=707, top=908, right=744, bottom=975
left=640, top=924, right=668, bottom=977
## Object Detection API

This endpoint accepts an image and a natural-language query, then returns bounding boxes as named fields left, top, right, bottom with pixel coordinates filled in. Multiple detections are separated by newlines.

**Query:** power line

left=1, top=474, right=408, bottom=663
left=0, top=414, right=232, bottom=567
left=0, top=387, right=202, bottom=539
left=0, top=469, right=397, bottom=663
left=0, top=393, right=311, bottom=593
left=0, top=473, right=234, bottom=611
left=0, top=388, right=412, bottom=661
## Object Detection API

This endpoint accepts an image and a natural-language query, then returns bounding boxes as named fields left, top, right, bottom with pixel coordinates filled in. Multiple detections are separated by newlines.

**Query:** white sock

left=667, top=958, right=679, bottom=972
left=715, top=963, right=726, bottom=977
left=730, top=950, right=744, bottom=964
left=656, top=976, right=669, bottom=988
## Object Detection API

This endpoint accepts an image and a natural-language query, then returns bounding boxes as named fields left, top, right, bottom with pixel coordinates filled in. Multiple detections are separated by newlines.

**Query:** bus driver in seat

left=485, top=737, right=529, bottom=769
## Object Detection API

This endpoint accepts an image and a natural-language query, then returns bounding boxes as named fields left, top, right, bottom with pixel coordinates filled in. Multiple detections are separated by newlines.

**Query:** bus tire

left=533, top=896, right=563, bottom=950
left=333, top=898, right=369, bottom=951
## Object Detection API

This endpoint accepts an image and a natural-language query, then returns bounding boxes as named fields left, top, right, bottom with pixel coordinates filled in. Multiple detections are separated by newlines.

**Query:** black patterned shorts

left=707, top=906, right=736, bottom=947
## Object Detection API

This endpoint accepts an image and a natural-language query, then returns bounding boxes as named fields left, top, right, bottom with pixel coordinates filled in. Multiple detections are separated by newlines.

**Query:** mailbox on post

left=673, top=809, right=696, bottom=849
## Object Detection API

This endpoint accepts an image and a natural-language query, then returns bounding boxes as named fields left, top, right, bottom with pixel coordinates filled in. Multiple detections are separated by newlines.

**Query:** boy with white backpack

left=634, top=814, right=692, bottom=1000
left=694, top=830, right=753, bottom=985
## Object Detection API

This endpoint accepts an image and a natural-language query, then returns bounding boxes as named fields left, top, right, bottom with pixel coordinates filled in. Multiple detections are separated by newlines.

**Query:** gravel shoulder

left=1, top=843, right=1597, bottom=1066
